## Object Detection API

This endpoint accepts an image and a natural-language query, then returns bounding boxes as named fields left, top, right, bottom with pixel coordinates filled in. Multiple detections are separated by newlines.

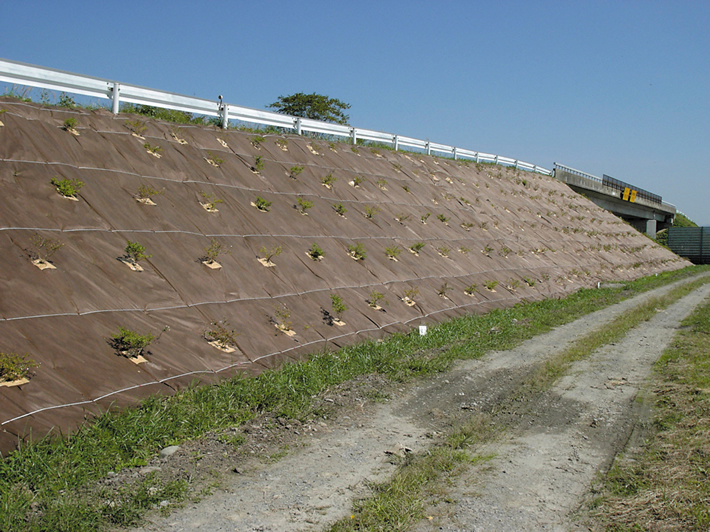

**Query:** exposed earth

left=114, top=276, right=710, bottom=532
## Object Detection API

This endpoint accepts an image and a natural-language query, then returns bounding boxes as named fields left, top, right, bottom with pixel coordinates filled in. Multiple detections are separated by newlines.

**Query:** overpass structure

left=552, top=163, right=675, bottom=238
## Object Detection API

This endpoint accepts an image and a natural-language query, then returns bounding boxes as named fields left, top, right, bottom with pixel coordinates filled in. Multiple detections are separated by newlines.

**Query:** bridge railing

left=0, top=57, right=552, bottom=176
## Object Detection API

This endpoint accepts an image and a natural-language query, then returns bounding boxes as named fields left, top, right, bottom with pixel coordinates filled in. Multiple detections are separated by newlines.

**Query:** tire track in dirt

left=132, top=275, right=710, bottom=532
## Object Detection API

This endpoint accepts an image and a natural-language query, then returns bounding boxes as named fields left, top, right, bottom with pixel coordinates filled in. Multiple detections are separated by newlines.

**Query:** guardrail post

left=453, top=147, right=458, bottom=160
left=533, top=165, right=538, bottom=173
left=110, top=82, right=120, bottom=114
left=393, top=135, right=399, bottom=151
left=475, top=153, right=479, bottom=163
left=296, top=118, right=302, bottom=136
left=494, top=155, right=499, bottom=165
left=351, top=127, right=357, bottom=145
left=426, top=141, right=431, bottom=156
left=514, top=160, right=518, bottom=169
left=220, top=104, right=229, bottom=129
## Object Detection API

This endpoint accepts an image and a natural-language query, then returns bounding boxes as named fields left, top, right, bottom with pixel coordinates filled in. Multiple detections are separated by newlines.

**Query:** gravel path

left=133, top=276, right=710, bottom=532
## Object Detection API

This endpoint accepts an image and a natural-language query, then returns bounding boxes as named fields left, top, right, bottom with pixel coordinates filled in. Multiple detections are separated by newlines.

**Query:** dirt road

left=133, top=277, right=710, bottom=532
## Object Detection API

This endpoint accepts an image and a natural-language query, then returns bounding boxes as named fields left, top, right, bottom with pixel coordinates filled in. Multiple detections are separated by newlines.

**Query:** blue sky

left=3, top=1, right=708, bottom=224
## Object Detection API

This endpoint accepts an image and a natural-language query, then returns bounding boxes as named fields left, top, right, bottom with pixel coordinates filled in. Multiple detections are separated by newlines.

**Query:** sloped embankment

left=0, top=98, right=686, bottom=453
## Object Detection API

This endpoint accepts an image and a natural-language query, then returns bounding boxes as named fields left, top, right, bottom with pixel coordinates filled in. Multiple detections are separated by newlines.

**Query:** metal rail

left=0, top=58, right=552, bottom=175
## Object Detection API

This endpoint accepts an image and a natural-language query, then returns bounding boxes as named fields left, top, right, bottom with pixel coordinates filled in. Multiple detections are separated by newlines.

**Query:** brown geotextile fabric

left=0, top=98, right=688, bottom=453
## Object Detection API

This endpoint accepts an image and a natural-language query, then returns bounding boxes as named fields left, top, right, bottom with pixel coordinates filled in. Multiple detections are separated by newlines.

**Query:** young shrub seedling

left=205, top=151, right=224, bottom=167
left=253, top=155, right=264, bottom=173
left=351, top=146, right=360, bottom=154
left=62, top=117, right=78, bottom=134
left=409, top=242, right=425, bottom=255
left=202, top=238, right=225, bottom=268
left=395, top=213, right=410, bottom=224
left=308, top=242, right=325, bottom=261
left=296, top=197, right=313, bottom=215
left=349, top=176, right=363, bottom=187
left=385, top=245, right=402, bottom=261
left=507, top=279, right=521, bottom=291
left=321, top=172, right=336, bottom=188
left=482, top=245, right=494, bottom=255
left=402, top=286, right=419, bottom=306
left=203, top=320, right=238, bottom=351
left=251, top=135, right=265, bottom=148
left=480, top=221, right=488, bottom=230
left=58, top=92, right=76, bottom=108
left=437, top=213, right=450, bottom=224
left=290, top=165, right=304, bottom=179
left=498, top=246, right=512, bottom=258
left=29, top=234, right=64, bottom=265
left=402, top=184, right=411, bottom=193
left=421, top=212, right=431, bottom=224
left=51, top=176, right=84, bottom=198
left=276, top=138, right=288, bottom=151
left=253, top=196, right=272, bottom=212
left=0, top=352, right=39, bottom=383
left=437, top=246, right=451, bottom=258
left=170, top=125, right=188, bottom=144
left=135, top=184, right=164, bottom=205
left=143, top=143, right=162, bottom=157
left=368, top=290, right=385, bottom=309
left=124, top=241, right=151, bottom=264
left=364, top=205, right=380, bottom=219
left=125, top=119, right=147, bottom=138
left=330, top=294, right=347, bottom=325
left=524, top=277, right=536, bottom=287
left=484, top=280, right=499, bottom=292
left=332, top=202, right=348, bottom=217
left=273, top=305, right=294, bottom=335
left=464, top=284, right=478, bottom=296
left=200, top=191, right=223, bottom=212
left=347, top=243, right=366, bottom=261
left=376, top=178, right=387, bottom=190
left=458, top=246, right=471, bottom=254
left=110, top=327, right=154, bottom=359
left=438, top=282, right=452, bottom=299
left=259, top=245, right=282, bottom=267
left=461, top=222, right=474, bottom=231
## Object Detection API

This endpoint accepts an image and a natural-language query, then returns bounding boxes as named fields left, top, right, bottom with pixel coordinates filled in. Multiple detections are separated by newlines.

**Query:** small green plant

left=385, top=245, right=402, bottom=260
left=51, top=176, right=84, bottom=198
left=347, top=243, right=366, bottom=261
left=58, top=92, right=76, bottom=108
left=482, top=245, right=494, bottom=255
left=308, top=242, right=325, bottom=261
left=524, top=277, right=536, bottom=287
left=410, top=242, right=425, bottom=254
left=507, top=279, right=521, bottom=291
left=498, top=246, right=512, bottom=258
left=136, top=184, right=164, bottom=200
left=200, top=191, right=223, bottom=211
left=125, top=241, right=151, bottom=263
left=368, top=290, right=385, bottom=309
left=204, top=238, right=223, bottom=263
left=275, top=138, right=288, bottom=150
left=259, top=246, right=282, bottom=264
left=321, top=173, right=336, bottom=188
left=458, top=246, right=471, bottom=254
left=484, top=280, right=499, bottom=291
left=329, top=142, right=337, bottom=151
left=290, top=165, right=304, bottom=179
left=392, top=162, right=402, bottom=172
left=330, top=294, right=347, bottom=321
left=251, top=135, right=265, bottom=148
left=0, top=352, right=39, bottom=382
left=402, top=184, right=410, bottom=193
left=254, top=196, right=272, bottom=212
left=296, top=197, right=313, bottom=214
left=464, top=284, right=478, bottom=296
left=29, top=234, right=64, bottom=262
left=437, top=213, right=449, bottom=224
left=480, top=221, right=488, bottom=230
left=376, top=178, right=387, bottom=190
left=203, top=320, right=238, bottom=348
left=437, top=282, right=452, bottom=298
left=351, top=146, right=360, bottom=154
left=403, top=286, right=419, bottom=302
left=274, top=305, right=292, bottom=332
left=110, top=327, right=154, bottom=358
left=395, top=213, right=410, bottom=223
left=125, top=119, right=147, bottom=136
left=333, top=203, right=347, bottom=217
left=351, top=176, right=364, bottom=187
left=206, top=151, right=224, bottom=167
left=143, top=143, right=162, bottom=156
left=62, top=117, right=77, bottom=130
left=437, top=246, right=450, bottom=257
left=461, top=222, right=473, bottom=231
left=421, top=212, right=431, bottom=224
left=364, top=205, right=380, bottom=219
left=253, top=155, right=264, bottom=172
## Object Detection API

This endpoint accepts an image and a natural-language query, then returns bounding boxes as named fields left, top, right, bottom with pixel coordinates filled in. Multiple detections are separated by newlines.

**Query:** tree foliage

left=267, top=92, right=351, bottom=125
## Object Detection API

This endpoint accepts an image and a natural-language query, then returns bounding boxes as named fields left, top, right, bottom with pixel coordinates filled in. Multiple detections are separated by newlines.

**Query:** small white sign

left=418, top=325, right=427, bottom=336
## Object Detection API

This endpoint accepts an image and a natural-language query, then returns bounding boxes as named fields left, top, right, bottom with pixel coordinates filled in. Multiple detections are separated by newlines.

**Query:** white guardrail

left=0, top=58, right=552, bottom=175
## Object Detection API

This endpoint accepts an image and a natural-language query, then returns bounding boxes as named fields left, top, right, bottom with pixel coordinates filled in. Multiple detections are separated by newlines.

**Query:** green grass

left=589, top=282, right=710, bottom=530
left=0, top=266, right=707, bottom=530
